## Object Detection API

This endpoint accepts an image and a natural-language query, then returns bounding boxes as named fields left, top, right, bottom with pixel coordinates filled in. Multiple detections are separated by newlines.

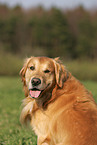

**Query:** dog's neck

left=35, top=85, right=64, bottom=110
left=35, top=86, right=54, bottom=110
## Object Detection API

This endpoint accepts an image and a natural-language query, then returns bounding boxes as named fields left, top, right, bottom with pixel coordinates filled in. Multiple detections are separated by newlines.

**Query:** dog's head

left=20, top=57, right=70, bottom=108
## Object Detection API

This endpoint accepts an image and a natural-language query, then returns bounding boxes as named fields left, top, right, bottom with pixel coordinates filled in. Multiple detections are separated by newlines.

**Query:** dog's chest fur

left=31, top=109, right=50, bottom=136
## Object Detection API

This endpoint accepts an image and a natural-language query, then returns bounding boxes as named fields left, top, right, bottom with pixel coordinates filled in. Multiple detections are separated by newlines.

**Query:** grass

left=0, top=77, right=37, bottom=145
left=0, top=77, right=97, bottom=145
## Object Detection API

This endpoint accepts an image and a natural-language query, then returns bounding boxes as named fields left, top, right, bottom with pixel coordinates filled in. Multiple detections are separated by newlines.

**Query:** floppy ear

left=20, top=57, right=33, bottom=83
left=54, top=58, right=70, bottom=88
left=19, top=57, right=33, bottom=97
left=20, top=66, right=29, bottom=97
left=19, top=66, right=27, bottom=85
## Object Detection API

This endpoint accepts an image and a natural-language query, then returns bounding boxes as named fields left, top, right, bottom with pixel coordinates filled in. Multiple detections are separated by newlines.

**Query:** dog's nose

left=31, top=78, right=41, bottom=86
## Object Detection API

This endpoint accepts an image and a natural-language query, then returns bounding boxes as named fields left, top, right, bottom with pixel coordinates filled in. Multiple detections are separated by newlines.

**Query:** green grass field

left=0, top=77, right=37, bottom=145
left=0, top=77, right=97, bottom=145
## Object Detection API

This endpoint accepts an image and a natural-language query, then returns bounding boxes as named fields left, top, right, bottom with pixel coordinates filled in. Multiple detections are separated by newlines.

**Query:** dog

left=20, top=57, right=97, bottom=145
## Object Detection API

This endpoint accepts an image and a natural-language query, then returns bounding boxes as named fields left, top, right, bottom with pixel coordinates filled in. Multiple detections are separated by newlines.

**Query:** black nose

left=31, top=78, right=41, bottom=86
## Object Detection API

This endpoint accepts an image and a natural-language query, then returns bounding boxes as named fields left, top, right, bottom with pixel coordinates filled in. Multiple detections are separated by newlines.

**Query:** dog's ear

left=54, top=58, right=70, bottom=88
left=19, top=66, right=26, bottom=86
left=20, top=66, right=28, bottom=97
left=19, top=57, right=33, bottom=97
left=20, top=57, right=33, bottom=82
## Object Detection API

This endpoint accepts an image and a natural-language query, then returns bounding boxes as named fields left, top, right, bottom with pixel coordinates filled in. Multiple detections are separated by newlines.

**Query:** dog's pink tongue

left=30, top=90, right=41, bottom=98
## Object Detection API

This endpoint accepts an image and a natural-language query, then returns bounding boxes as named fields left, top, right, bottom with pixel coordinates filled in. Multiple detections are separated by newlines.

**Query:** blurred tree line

left=0, top=4, right=97, bottom=59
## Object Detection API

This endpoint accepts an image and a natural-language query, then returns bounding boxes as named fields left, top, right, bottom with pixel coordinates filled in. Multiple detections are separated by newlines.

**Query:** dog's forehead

left=28, top=57, right=54, bottom=69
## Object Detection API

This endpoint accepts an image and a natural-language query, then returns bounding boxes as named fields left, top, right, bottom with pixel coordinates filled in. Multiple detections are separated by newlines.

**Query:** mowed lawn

left=0, top=77, right=97, bottom=145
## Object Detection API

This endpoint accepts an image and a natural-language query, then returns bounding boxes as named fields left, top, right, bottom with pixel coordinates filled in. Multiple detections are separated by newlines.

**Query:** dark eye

left=44, top=70, right=50, bottom=73
left=30, top=66, right=35, bottom=70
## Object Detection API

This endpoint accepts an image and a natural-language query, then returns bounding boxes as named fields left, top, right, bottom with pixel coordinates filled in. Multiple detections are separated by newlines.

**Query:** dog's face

left=20, top=57, right=69, bottom=101
left=25, top=57, right=56, bottom=99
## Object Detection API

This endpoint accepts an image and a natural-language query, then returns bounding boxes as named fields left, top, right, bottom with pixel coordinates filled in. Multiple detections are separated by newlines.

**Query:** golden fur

left=20, top=57, right=97, bottom=145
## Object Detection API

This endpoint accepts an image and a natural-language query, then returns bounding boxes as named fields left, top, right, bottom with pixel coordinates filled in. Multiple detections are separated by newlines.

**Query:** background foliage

left=0, top=4, right=97, bottom=59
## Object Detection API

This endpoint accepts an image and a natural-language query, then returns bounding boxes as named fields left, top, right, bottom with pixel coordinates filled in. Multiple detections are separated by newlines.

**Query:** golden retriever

left=20, top=57, right=97, bottom=145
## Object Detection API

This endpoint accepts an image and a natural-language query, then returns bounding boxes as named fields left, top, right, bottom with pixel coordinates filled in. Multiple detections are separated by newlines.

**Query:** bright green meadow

left=0, top=77, right=97, bottom=145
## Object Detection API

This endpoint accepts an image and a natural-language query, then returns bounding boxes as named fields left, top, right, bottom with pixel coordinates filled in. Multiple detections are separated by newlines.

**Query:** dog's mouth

left=29, top=84, right=50, bottom=99
left=29, top=88, right=43, bottom=99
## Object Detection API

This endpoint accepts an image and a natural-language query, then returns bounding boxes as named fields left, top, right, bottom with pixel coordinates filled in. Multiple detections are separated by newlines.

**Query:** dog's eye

left=30, top=66, right=35, bottom=70
left=44, top=70, right=50, bottom=73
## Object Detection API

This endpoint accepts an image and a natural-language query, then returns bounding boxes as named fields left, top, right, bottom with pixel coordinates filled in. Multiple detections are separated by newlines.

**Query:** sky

left=0, top=0, right=97, bottom=9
